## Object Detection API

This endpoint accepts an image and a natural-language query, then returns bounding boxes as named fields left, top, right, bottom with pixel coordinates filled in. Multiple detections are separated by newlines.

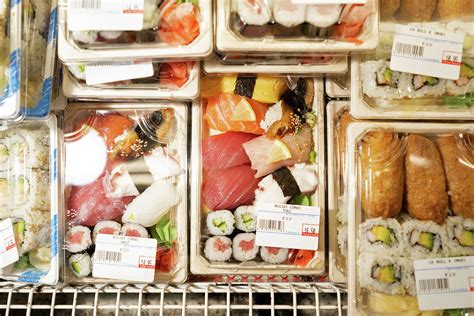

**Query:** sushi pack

left=326, top=71, right=351, bottom=99
left=191, top=76, right=326, bottom=275
left=346, top=122, right=474, bottom=315
left=0, top=117, right=60, bottom=285
left=63, top=103, right=187, bottom=283
left=216, top=0, right=379, bottom=55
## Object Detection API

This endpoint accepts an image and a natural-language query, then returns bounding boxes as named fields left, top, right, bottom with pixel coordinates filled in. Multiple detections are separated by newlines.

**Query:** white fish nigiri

left=237, top=0, right=274, bottom=26
left=144, top=147, right=182, bottom=181
left=306, top=4, right=342, bottom=28
left=122, top=180, right=179, bottom=227
left=273, top=0, right=306, bottom=27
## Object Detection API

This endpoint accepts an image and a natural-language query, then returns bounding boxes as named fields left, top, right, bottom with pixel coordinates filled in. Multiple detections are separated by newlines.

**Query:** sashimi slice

left=202, top=165, right=261, bottom=210
left=158, top=1, right=200, bottom=45
left=204, top=94, right=268, bottom=135
left=243, top=126, right=313, bottom=178
left=202, top=132, right=257, bottom=172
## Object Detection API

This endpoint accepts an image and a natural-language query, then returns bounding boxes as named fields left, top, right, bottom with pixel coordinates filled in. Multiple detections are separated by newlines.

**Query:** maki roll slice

left=121, top=223, right=149, bottom=238
left=68, top=253, right=92, bottom=278
left=204, top=236, right=232, bottom=262
left=233, top=233, right=259, bottom=262
left=260, top=246, right=289, bottom=264
left=206, top=210, right=235, bottom=236
left=402, top=219, right=448, bottom=259
left=234, top=206, right=257, bottom=232
left=92, top=221, right=121, bottom=243
left=446, top=216, right=474, bottom=256
left=359, top=218, right=404, bottom=256
left=65, top=226, right=92, bottom=253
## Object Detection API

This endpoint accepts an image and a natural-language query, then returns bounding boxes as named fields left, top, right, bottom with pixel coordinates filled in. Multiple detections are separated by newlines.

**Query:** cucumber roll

left=446, top=216, right=474, bottom=256
left=402, top=219, right=448, bottom=259
left=234, top=205, right=257, bottom=232
left=69, top=253, right=92, bottom=278
left=359, top=218, right=404, bottom=256
left=207, top=210, right=235, bottom=236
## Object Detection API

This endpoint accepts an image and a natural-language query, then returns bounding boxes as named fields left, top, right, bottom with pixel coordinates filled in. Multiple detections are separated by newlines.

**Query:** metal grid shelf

left=0, top=282, right=346, bottom=315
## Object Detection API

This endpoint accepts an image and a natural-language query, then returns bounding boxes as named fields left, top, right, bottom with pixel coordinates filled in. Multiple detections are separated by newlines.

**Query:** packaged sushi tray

left=0, top=116, right=60, bottom=285
left=0, top=0, right=21, bottom=121
left=326, top=69, right=351, bottom=99
left=63, top=61, right=199, bottom=101
left=216, top=0, right=379, bottom=55
left=191, top=76, right=326, bottom=275
left=63, top=102, right=187, bottom=283
left=351, top=55, right=474, bottom=120
left=58, top=0, right=212, bottom=63
left=345, top=121, right=474, bottom=314
left=20, top=0, right=58, bottom=119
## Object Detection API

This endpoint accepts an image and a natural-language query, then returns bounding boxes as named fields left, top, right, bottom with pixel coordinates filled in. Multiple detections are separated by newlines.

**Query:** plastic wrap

left=63, top=102, right=188, bottom=283
left=346, top=122, right=474, bottom=315
left=191, top=77, right=325, bottom=275
left=0, top=116, right=60, bottom=285
left=216, top=0, right=379, bottom=55
left=58, top=0, right=212, bottom=63
left=63, top=61, right=199, bottom=100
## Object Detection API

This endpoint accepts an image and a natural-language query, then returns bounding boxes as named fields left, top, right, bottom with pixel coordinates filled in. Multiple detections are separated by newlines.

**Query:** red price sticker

left=0, top=219, right=19, bottom=268
left=302, top=224, right=319, bottom=237
left=138, top=256, right=155, bottom=269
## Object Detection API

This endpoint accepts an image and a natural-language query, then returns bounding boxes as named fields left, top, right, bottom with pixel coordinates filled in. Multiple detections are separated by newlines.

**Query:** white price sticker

left=255, top=203, right=320, bottom=251
left=93, top=234, right=157, bottom=282
left=390, top=24, right=464, bottom=80
left=67, top=0, right=144, bottom=31
left=0, top=219, right=19, bottom=269
left=292, top=0, right=366, bottom=3
left=85, top=62, right=154, bottom=85
left=414, top=256, right=474, bottom=311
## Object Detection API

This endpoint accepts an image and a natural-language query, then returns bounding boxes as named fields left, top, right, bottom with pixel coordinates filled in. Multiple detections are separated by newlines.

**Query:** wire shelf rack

left=0, top=282, right=347, bottom=315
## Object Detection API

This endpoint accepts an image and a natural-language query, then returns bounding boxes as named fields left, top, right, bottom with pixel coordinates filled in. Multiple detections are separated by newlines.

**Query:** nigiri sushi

left=330, top=3, right=375, bottom=42
left=237, top=0, right=273, bottom=26
left=158, top=0, right=200, bottom=45
left=159, top=61, right=193, bottom=88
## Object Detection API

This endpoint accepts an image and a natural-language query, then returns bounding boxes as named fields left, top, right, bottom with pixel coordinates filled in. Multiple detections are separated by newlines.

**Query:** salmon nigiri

left=204, top=94, right=269, bottom=135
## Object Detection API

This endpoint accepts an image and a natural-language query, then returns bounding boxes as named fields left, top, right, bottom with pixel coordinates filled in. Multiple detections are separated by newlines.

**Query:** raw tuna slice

left=243, top=125, right=313, bottom=178
left=202, top=165, right=261, bottom=210
left=202, top=132, right=257, bottom=172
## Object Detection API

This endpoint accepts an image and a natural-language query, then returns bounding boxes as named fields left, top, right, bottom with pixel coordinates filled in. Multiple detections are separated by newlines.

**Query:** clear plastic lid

left=191, top=76, right=326, bottom=275
left=58, top=0, right=212, bottom=63
left=63, top=103, right=188, bottom=283
left=346, top=122, right=474, bottom=315
left=216, top=0, right=379, bottom=55
left=0, top=116, right=60, bottom=285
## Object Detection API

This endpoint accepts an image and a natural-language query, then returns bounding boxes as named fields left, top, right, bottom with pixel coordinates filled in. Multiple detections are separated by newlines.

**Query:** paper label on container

left=93, top=234, right=157, bottom=282
left=255, top=203, right=320, bottom=251
left=67, top=0, right=144, bottom=31
left=85, top=62, right=153, bottom=85
left=414, top=256, right=474, bottom=311
left=292, top=0, right=366, bottom=3
left=0, top=219, right=19, bottom=269
left=390, top=24, right=464, bottom=80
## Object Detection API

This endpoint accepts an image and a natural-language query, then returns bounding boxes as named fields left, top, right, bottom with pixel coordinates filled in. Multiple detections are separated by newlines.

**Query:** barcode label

left=95, top=250, right=122, bottom=264
left=70, top=0, right=101, bottom=9
left=393, top=42, right=425, bottom=58
left=418, top=278, right=449, bottom=293
left=257, top=219, right=285, bottom=232
left=0, top=219, right=19, bottom=268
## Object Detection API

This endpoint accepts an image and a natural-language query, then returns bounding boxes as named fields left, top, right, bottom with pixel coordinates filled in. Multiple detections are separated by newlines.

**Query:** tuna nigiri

left=202, top=165, right=261, bottom=211
left=158, top=0, right=200, bottom=45
left=204, top=94, right=269, bottom=135
left=243, top=125, right=313, bottom=178
left=202, top=132, right=257, bottom=172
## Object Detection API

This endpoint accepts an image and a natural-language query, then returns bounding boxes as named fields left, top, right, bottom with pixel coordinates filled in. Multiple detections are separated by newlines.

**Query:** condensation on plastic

left=0, top=116, right=60, bottom=285
left=0, top=0, right=22, bottom=121
left=190, top=77, right=326, bottom=275
left=216, top=0, right=379, bottom=55
left=62, top=102, right=188, bottom=284
left=57, top=0, right=212, bottom=63
left=62, top=61, right=200, bottom=100
left=345, top=122, right=474, bottom=315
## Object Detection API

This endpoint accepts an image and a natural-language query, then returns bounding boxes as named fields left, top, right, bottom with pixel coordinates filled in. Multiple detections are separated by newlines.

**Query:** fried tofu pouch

left=361, top=131, right=405, bottom=218
left=336, top=110, right=356, bottom=191
left=434, top=135, right=474, bottom=219
left=380, top=0, right=400, bottom=20
left=405, top=135, right=448, bottom=224
left=436, top=0, right=474, bottom=19
left=399, top=0, right=437, bottom=22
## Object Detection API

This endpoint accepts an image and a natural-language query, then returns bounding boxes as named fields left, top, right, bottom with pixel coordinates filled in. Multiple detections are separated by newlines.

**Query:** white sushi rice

left=233, top=233, right=259, bottom=262
left=206, top=210, right=235, bottom=236
left=66, top=225, right=92, bottom=253
left=336, top=194, right=348, bottom=224
left=237, top=0, right=273, bottom=26
left=92, top=221, right=121, bottom=243
left=99, top=31, right=123, bottom=40
left=305, top=4, right=342, bottom=28
left=68, top=253, right=92, bottom=278
left=446, top=216, right=474, bottom=256
left=337, top=224, right=348, bottom=258
left=204, top=236, right=232, bottom=262
left=260, top=246, right=288, bottom=264
left=407, top=75, right=447, bottom=99
left=446, top=77, right=474, bottom=96
left=121, top=223, right=149, bottom=238
left=358, top=218, right=404, bottom=256
left=72, top=31, right=99, bottom=44
left=401, top=219, right=448, bottom=259
left=362, top=60, right=410, bottom=99
left=272, top=0, right=306, bottom=28
left=234, top=205, right=257, bottom=232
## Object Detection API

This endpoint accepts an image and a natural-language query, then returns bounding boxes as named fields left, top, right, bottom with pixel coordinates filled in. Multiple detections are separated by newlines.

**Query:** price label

left=85, top=62, right=154, bottom=85
left=0, top=219, right=19, bottom=269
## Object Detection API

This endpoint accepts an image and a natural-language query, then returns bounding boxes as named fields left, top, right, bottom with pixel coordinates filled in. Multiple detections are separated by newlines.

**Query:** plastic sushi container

left=345, top=121, right=474, bottom=315
left=0, top=116, right=61, bottom=285
left=216, top=0, right=379, bottom=55
left=190, top=77, right=326, bottom=275
left=326, top=70, right=351, bottom=99
left=0, top=0, right=22, bottom=121
left=351, top=55, right=474, bottom=120
left=62, top=102, right=188, bottom=283
left=204, top=52, right=348, bottom=75
left=57, top=0, right=212, bottom=63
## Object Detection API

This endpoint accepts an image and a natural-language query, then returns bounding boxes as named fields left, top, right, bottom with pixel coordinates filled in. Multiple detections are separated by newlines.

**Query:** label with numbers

left=85, top=62, right=153, bottom=85
left=255, top=203, right=320, bottom=251
left=291, top=0, right=366, bottom=3
left=93, top=234, right=157, bottom=282
left=414, top=256, right=474, bottom=311
left=0, top=219, right=19, bottom=269
left=67, top=0, right=144, bottom=31
left=390, top=24, right=464, bottom=80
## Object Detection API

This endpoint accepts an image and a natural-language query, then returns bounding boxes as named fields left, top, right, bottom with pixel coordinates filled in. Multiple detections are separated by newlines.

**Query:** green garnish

left=14, top=255, right=32, bottom=270
left=289, top=194, right=313, bottom=206
left=304, top=112, right=317, bottom=129
left=309, top=150, right=317, bottom=163
left=443, top=93, right=474, bottom=107
left=443, top=309, right=467, bottom=316
left=151, top=217, right=177, bottom=249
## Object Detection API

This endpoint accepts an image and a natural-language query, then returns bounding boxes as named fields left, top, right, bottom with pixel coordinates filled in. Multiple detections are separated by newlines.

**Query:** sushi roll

left=204, top=236, right=232, bottom=262
left=362, top=60, right=408, bottom=99
left=237, top=0, right=273, bottom=26
left=260, top=246, right=288, bottom=264
left=66, top=226, right=92, bottom=253
left=337, top=224, right=348, bottom=257
left=99, top=31, right=124, bottom=41
left=358, top=218, right=404, bottom=256
left=305, top=5, right=342, bottom=28
left=121, top=223, right=149, bottom=238
left=11, top=169, right=50, bottom=211
left=93, top=221, right=121, bottom=242
left=206, top=210, right=235, bottom=236
left=68, top=253, right=92, bottom=278
left=446, top=61, right=474, bottom=96
left=402, top=219, right=448, bottom=259
left=0, top=174, right=8, bottom=211
left=272, top=0, right=306, bottom=28
left=401, top=261, right=416, bottom=297
left=407, top=74, right=447, bottom=98
left=0, top=136, right=9, bottom=171
left=234, top=206, right=257, bottom=232
left=233, top=233, right=259, bottom=262
left=446, top=216, right=474, bottom=256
